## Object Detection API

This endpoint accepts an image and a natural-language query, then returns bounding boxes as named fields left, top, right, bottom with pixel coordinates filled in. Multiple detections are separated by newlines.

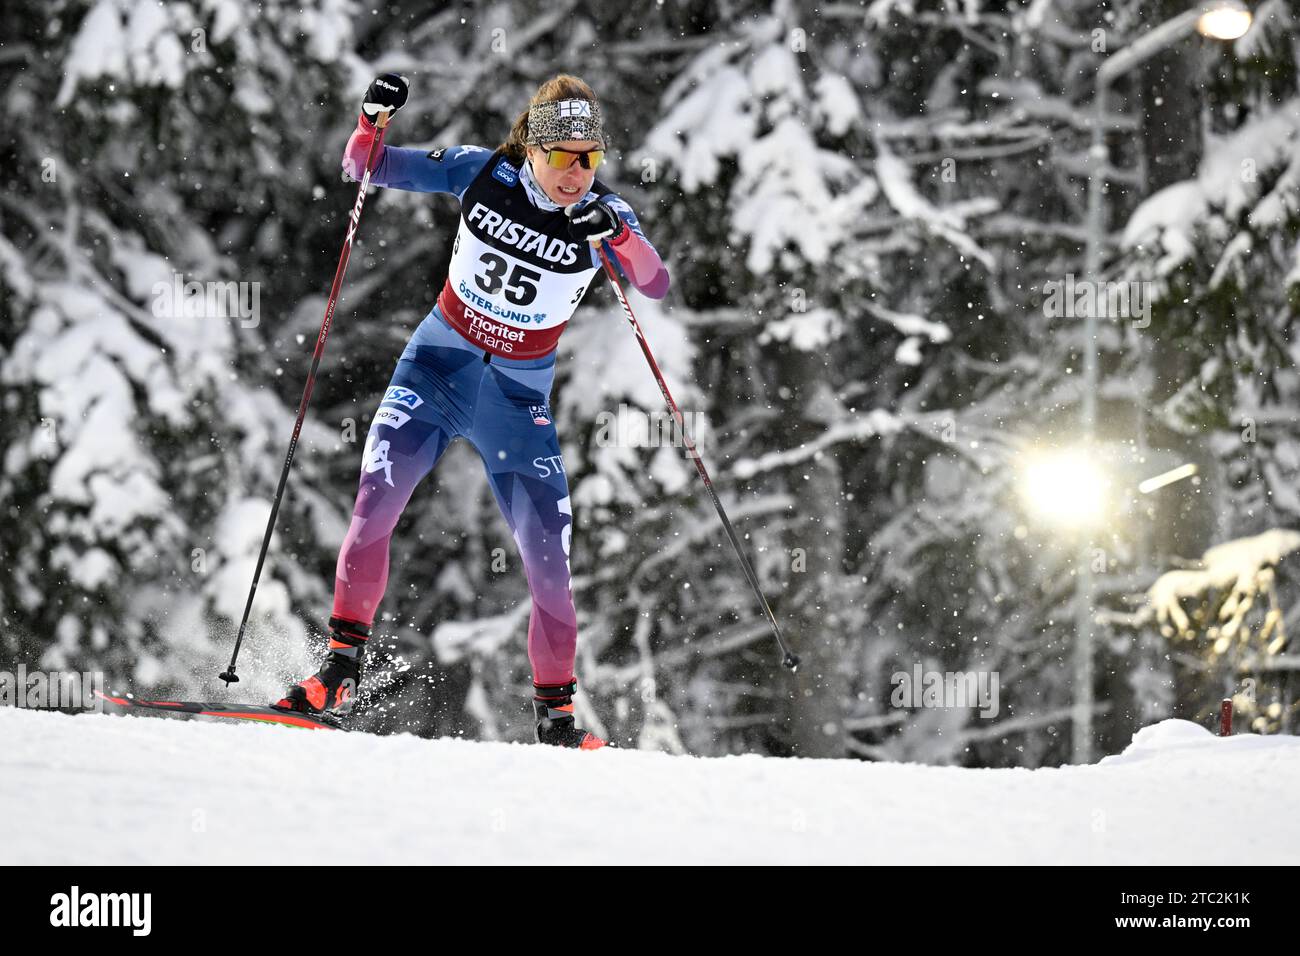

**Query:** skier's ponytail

left=499, top=74, right=602, bottom=164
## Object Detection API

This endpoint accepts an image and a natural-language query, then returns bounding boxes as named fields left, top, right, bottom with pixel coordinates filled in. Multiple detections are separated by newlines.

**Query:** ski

left=95, top=691, right=348, bottom=731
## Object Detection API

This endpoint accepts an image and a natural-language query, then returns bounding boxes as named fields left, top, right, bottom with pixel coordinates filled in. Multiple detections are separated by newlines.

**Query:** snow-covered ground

left=1, top=708, right=1296, bottom=865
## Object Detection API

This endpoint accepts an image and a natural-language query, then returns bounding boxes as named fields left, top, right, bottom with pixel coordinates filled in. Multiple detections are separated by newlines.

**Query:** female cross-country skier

left=273, top=73, right=670, bottom=748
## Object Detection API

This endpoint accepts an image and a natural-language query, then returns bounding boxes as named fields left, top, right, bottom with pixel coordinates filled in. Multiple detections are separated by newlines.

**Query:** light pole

left=1074, top=1, right=1252, bottom=764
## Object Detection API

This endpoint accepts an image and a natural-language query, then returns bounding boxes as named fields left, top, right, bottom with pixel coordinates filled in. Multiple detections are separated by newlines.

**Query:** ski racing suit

left=333, top=115, right=669, bottom=686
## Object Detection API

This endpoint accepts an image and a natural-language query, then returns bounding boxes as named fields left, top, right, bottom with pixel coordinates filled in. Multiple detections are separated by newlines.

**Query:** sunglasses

left=538, top=145, right=606, bottom=171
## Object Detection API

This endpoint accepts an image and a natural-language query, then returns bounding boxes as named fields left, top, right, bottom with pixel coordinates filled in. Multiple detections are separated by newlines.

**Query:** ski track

left=0, top=708, right=1296, bottom=865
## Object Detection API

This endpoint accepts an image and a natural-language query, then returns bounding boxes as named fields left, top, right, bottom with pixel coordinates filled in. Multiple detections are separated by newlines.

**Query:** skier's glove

left=362, top=73, right=409, bottom=123
left=565, top=199, right=625, bottom=243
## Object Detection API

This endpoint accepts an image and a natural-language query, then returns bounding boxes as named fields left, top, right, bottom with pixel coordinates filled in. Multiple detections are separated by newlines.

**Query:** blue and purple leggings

left=332, top=306, right=576, bottom=685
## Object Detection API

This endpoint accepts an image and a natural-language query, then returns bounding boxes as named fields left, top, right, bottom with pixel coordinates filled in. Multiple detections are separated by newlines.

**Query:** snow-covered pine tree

left=0, top=0, right=359, bottom=700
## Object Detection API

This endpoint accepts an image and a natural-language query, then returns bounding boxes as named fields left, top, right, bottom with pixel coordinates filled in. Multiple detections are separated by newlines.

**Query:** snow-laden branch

left=732, top=411, right=904, bottom=480
left=1148, top=529, right=1300, bottom=637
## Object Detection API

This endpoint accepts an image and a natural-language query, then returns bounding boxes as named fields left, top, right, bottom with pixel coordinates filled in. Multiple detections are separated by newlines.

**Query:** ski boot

left=273, top=617, right=369, bottom=715
left=533, top=679, right=612, bottom=750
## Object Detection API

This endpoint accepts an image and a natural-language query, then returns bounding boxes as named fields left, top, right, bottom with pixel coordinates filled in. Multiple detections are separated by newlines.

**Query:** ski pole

left=593, top=243, right=800, bottom=671
left=219, top=111, right=392, bottom=685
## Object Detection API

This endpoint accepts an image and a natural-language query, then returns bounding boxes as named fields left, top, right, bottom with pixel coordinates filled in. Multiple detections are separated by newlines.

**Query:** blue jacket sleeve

left=343, top=115, right=490, bottom=199
left=372, top=145, right=492, bottom=198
